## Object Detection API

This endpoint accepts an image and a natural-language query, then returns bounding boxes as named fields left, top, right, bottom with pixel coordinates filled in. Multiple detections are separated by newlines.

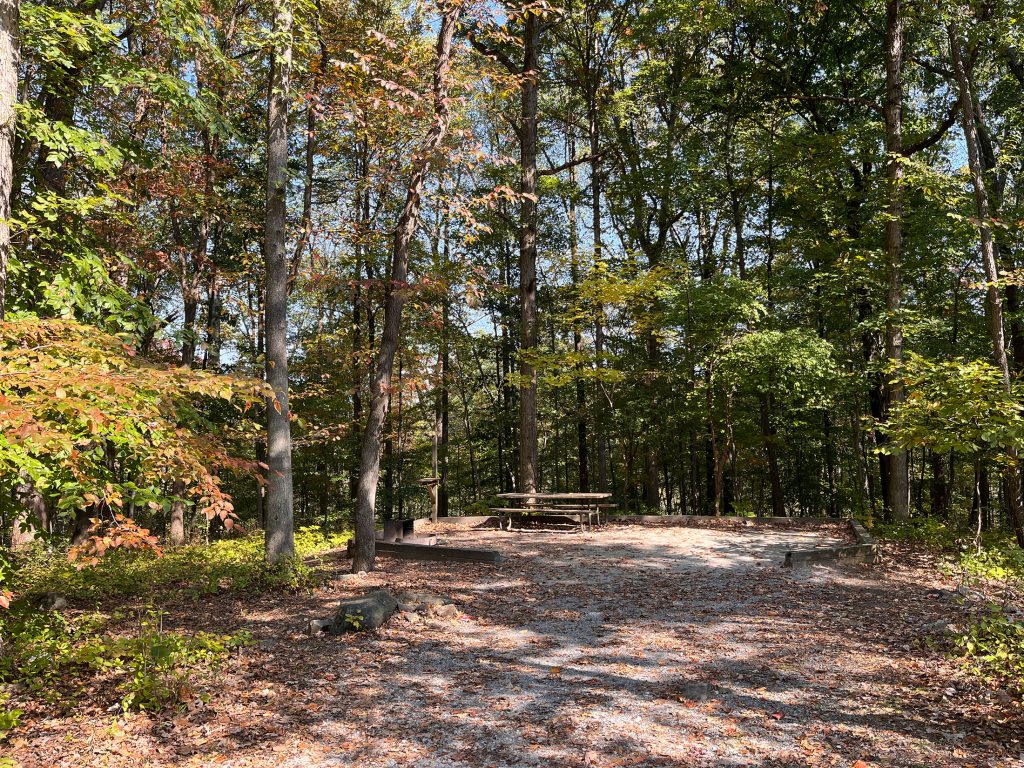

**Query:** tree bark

left=949, top=21, right=1024, bottom=547
left=930, top=450, right=949, bottom=519
left=0, top=0, right=16, bottom=319
left=168, top=479, right=186, bottom=546
left=567, top=131, right=589, bottom=492
left=264, top=0, right=295, bottom=564
left=759, top=393, right=785, bottom=517
left=883, top=0, right=909, bottom=519
left=351, top=1, right=461, bottom=572
left=518, top=10, right=541, bottom=495
left=11, top=483, right=47, bottom=550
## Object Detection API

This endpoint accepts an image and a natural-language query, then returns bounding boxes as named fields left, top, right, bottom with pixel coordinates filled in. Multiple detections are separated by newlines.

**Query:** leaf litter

left=7, top=521, right=1022, bottom=768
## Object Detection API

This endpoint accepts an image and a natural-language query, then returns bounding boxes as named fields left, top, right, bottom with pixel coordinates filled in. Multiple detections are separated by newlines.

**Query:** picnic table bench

left=490, top=492, right=615, bottom=531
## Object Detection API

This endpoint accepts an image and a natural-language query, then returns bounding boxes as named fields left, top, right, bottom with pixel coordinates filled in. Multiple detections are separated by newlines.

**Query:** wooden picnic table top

left=495, top=492, right=612, bottom=500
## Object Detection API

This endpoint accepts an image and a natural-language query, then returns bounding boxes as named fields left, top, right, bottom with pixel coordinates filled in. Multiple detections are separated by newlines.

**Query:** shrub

left=0, top=604, right=251, bottom=713
left=954, top=610, right=1024, bottom=694
left=0, top=694, right=22, bottom=739
left=12, top=526, right=350, bottom=602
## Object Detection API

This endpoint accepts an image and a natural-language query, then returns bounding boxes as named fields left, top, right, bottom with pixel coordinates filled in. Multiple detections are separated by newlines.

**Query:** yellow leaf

left=55, top=387, right=67, bottom=399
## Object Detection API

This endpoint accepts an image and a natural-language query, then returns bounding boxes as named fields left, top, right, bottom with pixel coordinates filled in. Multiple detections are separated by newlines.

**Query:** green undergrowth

left=11, top=526, right=350, bottom=603
left=0, top=529, right=350, bottom=731
left=874, top=519, right=1024, bottom=694
left=0, top=604, right=252, bottom=715
left=952, top=609, right=1024, bottom=695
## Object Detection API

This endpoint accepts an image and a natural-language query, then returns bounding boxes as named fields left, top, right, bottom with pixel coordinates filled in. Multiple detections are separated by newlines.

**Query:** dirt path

left=14, top=523, right=1021, bottom=768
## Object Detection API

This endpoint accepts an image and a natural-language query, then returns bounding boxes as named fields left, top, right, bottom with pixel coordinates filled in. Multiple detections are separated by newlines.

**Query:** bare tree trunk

left=949, top=21, right=1024, bottom=547
left=518, top=10, right=541, bottom=495
left=0, top=0, right=16, bottom=318
left=11, top=483, right=47, bottom=550
left=883, top=0, right=909, bottom=519
left=168, top=479, right=186, bottom=546
left=290, top=0, right=324, bottom=282
left=930, top=450, right=949, bottom=519
left=593, top=107, right=606, bottom=493
left=760, top=393, right=785, bottom=517
left=263, top=0, right=295, bottom=564
left=567, top=131, right=589, bottom=492
left=438, top=296, right=450, bottom=517
left=351, top=1, right=461, bottom=572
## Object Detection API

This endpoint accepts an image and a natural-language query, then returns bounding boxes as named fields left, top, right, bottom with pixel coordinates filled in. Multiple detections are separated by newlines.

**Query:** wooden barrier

left=350, top=540, right=502, bottom=564
left=783, top=519, right=878, bottom=568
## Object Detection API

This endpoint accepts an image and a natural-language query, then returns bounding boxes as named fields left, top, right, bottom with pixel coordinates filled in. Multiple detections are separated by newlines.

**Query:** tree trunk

left=182, top=290, right=199, bottom=367
left=518, top=10, right=541, bottom=495
left=351, top=1, right=461, bottom=572
left=0, top=0, right=16, bottom=318
left=168, top=480, right=186, bottom=546
left=438, top=297, right=450, bottom=517
left=930, top=450, right=949, bottom=519
left=759, top=393, right=785, bottom=517
left=949, top=21, right=1024, bottom=547
left=11, top=484, right=47, bottom=550
left=263, top=0, right=295, bottom=564
left=567, top=131, right=589, bottom=492
left=882, top=0, right=909, bottom=519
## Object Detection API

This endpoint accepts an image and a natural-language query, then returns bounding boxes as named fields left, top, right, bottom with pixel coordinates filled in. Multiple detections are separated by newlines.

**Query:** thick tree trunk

left=263, top=0, right=295, bottom=564
left=949, top=22, right=1024, bottom=547
left=882, top=0, right=909, bottom=519
left=0, top=0, right=16, bottom=318
left=518, top=11, right=541, bottom=495
left=351, top=2, right=461, bottom=572
left=11, top=484, right=47, bottom=550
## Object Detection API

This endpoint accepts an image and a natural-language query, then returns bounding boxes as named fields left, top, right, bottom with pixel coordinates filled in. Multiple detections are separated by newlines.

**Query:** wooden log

left=354, top=540, right=501, bottom=564
left=395, top=535, right=438, bottom=546
left=783, top=543, right=877, bottom=568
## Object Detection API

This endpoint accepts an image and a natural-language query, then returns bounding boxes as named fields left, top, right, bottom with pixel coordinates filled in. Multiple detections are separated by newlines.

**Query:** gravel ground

left=12, top=522, right=1022, bottom=768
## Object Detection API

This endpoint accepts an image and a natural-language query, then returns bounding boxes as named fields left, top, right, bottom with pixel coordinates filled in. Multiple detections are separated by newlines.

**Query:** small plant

left=0, top=604, right=250, bottom=712
left=11, top=526, right=350, bottom=603
left=0, top=693, right=23, bottom=739
left=954, top=609, right=1024, bottom=694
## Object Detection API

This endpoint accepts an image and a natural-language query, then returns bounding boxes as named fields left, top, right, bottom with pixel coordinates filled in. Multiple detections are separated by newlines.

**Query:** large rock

left=328, top=589, right=398, bottom=634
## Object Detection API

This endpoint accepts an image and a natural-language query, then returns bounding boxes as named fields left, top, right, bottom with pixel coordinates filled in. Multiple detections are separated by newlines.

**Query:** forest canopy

left=2, top=0, right=1024, bottom=565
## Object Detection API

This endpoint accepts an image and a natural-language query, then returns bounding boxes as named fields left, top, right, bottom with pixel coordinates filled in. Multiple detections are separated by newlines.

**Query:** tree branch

left=787, top=93, right=882, bottom=116
left=538, top=151, right=604, bottom=177
left=464, top=26, right=517, bottom=74
left=902, top=100, right=959, bottom=156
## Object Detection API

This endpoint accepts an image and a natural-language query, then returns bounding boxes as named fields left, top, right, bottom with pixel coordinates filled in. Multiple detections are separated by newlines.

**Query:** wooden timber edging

left=349, top=539, right=502, bottom=565
left=782, top=519, right=878, bottom=568
left=610, top=514, right=833, bottom=526
left=411, top=516, right=502, bottom=532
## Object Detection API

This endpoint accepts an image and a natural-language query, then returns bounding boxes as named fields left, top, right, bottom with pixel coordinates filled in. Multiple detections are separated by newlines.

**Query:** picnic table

left=490, top=492, right=615, bottom=531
